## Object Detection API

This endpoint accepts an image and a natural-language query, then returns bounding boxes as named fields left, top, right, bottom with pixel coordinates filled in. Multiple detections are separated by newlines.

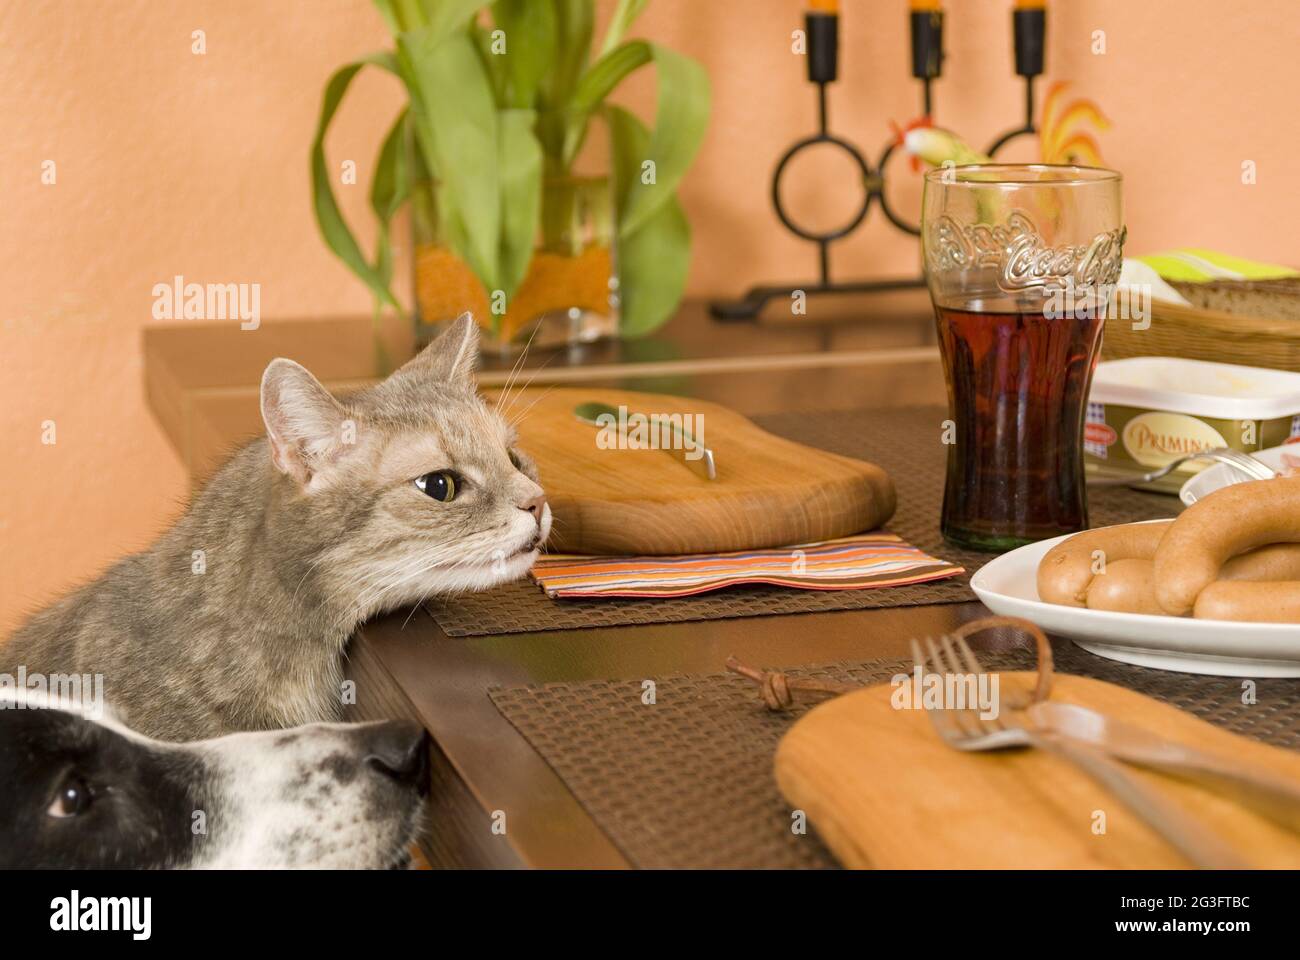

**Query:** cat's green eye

left=415, top=471, right=457, bottom=502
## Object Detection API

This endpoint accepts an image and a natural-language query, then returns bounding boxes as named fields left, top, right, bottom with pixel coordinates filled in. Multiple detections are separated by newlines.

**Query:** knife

left=1027, top=700, right=1300, bottom=834
left=573, top=401, right=717, bottom=481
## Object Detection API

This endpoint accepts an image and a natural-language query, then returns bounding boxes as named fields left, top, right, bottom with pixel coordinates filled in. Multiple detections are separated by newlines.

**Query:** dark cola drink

left=934, top=302, right=1105, bottom=550
left=921, top=165, right=1123, bottom=551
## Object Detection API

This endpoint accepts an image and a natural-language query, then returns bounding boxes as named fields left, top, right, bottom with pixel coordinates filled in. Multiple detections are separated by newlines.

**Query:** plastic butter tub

left=1085, top=357, right=1300, bottom=493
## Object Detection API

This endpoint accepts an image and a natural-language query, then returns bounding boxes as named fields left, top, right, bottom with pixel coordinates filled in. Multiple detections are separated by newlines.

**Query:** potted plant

left=312, top=0, right=710, bottom=354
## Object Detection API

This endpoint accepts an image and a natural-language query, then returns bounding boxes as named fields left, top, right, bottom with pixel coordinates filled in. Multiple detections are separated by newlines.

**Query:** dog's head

left=0, top=690, right=429, bottom=869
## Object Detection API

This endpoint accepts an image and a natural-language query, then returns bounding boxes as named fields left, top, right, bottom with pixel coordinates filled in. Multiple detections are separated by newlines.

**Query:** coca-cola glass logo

left=926, top=211, right=1126, bottom=292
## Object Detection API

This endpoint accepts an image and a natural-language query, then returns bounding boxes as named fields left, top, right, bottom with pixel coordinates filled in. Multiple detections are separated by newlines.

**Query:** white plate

left=970, top=533, right=1300, bottom=677
left=1179, top=445, right=1300, bottom=506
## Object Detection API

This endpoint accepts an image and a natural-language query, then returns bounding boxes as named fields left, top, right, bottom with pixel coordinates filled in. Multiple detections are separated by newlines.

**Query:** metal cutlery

left=912, top=632, right=1249, bottom=869
left=1028, top=700, right=1300, bottom=834
left=1087, top=447, right=1275, bottom=488
left=573, top=400, right=717, bottom=481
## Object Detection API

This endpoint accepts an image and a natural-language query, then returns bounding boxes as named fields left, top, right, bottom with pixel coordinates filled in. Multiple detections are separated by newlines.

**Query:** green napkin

left=1136, top=249, right=1299, bottom=283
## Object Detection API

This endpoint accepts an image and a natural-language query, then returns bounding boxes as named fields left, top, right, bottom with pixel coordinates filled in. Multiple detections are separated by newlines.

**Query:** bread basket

left=1102, top=278, right=1300, bottom=372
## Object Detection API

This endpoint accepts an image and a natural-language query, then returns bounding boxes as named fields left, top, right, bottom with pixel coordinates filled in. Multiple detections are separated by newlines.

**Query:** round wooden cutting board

left=496, top=387, right=896, bottom=556
left=774, top=673, right=1300, bottom=869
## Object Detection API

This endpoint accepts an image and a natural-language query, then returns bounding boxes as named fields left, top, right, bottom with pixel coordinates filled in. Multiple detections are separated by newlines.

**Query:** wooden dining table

left=144, top=290, right=998, bottom=868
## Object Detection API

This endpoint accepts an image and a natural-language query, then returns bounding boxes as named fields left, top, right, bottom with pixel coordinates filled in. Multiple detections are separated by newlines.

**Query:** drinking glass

left=921, top=164, right=1125, bottom=550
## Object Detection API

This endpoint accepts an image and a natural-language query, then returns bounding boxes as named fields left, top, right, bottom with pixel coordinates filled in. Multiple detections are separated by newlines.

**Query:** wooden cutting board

left=494, top=387, right=896, bottom=555
left=774, top=673, right=1300, bottom=869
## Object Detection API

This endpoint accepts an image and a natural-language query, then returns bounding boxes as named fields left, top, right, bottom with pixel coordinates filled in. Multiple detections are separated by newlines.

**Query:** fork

left=912, top=633, right=1249, bottom=869
left=1087, top=447, right=1275, bottom=487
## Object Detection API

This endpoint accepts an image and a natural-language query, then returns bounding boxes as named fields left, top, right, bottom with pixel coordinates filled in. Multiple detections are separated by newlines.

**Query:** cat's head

left=258, top=314, right=550, bottom=620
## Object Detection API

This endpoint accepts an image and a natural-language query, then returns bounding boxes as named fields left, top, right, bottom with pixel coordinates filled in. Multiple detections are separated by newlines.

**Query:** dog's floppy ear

left=260, top=359, right=354, bottom=488
left=398, top=312, right=479, bottom=389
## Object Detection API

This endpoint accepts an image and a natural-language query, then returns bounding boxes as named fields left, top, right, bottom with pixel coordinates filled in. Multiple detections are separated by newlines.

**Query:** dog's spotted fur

left=0, top=689, right=428, bottom=869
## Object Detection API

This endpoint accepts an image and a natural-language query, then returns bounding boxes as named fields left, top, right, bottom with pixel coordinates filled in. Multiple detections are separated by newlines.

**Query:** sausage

left=1084, top=558, right=1170, bottom=615
left=1036, top=521, right=1172, bottom=607
left=1193, top=581, right=1300, bottom=623
left=1221, top=543, right=1300, bottom=581
left=1153, top=476, right=1300, bottom=615
left=1078, top=548, right=1300, bottom=616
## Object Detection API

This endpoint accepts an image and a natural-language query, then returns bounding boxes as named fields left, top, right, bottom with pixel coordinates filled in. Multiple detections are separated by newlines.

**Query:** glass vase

left=412, top=172, right=619, bottom=355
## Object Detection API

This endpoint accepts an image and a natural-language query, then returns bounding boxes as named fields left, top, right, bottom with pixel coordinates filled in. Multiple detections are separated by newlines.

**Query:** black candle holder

left=711, top=7, right=1045, bottom=322
left=986, top=7, right=1046, bottom=154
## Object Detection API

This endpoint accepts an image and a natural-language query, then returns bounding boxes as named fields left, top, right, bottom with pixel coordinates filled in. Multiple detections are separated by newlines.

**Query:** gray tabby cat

left=5, top=315, right=550, bottom=741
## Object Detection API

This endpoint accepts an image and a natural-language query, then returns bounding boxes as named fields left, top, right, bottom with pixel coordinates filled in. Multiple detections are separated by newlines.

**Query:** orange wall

left=2, top=0, right=1297, bottom=633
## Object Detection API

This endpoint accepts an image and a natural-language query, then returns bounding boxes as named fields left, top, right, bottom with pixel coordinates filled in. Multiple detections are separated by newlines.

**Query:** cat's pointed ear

left=401, top=312, right=479, bottom=388
left=260, top=359, right=352, bottom=487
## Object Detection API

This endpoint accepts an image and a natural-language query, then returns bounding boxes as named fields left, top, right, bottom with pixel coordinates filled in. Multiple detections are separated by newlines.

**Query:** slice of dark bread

left=1170, top=277, right=1300, bottom=321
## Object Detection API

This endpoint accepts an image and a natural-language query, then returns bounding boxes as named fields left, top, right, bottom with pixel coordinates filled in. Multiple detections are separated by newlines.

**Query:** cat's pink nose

left=520, top=494, right=548, bottom=523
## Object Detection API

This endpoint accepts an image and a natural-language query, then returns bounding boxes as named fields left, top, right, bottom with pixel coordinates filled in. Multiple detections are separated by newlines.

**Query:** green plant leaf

left=618, top=196, right=690, bottom=337
left=421, top=0, right=491, bottom=42
left=496, top=108, right=543, bottom=303
left=372, top=0, right=403, bottom=35
left=609, top=105, right=690, bottom=336
left=491, top=0, right=557, bottom=108
left=309, top=52, right=404, bottom=310
left=566, top=41, right=709, bottom=235
left=598, top=0, right=649, bottom=57
left=399, top=0, right=427, bottom=29
left=540, top=0, right=593, bottom=108
left=569, top=41, right=649, bottom=115
left=470, top=21, right=509, bottom=104
left=321, top=0, right=704, bottom=344
left=556, top=41, right=648, bottom=171
left=398, top=25, right=501, bottom=292
left=370, top=108, right=411, bottom=294
left=573, top=41, right=709, bottom=236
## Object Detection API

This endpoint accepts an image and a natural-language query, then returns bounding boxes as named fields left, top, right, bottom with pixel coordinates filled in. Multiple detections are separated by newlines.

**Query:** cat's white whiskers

left=354, top=537, right=525, bottom=621
left=329, top=549, right=448, bottom=618
left=495, top=323, right=540, bottom=416
left=346, top=528, right=513, bottom=617
left=400, top=587, right=438, bottom=629
left=289, top=550, right=336, bottom=607
left=335, top=561, right=416, bottom=607
left=350, top=550, right=458, bottom=615
left=502, top=352, right=559, bottom=422
left=507, top=384, right=557, bottom=430
left=393, top=545, right=513, bottom=626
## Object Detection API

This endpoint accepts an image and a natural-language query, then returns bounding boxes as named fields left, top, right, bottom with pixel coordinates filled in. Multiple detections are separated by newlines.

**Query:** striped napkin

left=530, top=533, right=964, bottom=599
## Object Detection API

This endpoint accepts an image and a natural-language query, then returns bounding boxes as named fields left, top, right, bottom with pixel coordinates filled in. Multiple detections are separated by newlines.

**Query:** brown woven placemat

left=489, top=641, right=1300, bottom=869
left=430, top=406, right=1176, bottom=637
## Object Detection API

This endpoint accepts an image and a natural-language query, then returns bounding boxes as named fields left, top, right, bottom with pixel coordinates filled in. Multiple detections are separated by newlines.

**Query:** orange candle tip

left=911, top=0, right=942, bottom=10
left=1015, top=0, right=1047, bottom=9
left=810, top=0, right=838, bottom=13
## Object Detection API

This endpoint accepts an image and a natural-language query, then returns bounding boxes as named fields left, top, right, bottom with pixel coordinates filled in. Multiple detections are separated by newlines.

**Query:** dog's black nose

left=364, top=721, right=431, bottom=796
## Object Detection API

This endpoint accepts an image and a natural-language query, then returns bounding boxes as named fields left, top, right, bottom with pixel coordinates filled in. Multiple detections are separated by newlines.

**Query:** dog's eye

left=47, top=775, right=92, bottom=819
left=414, top=471, right=457, bottom=502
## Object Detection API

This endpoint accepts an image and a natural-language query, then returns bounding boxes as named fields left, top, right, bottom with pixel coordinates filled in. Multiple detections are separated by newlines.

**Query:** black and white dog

left=0, top=689, right=429, bottom=869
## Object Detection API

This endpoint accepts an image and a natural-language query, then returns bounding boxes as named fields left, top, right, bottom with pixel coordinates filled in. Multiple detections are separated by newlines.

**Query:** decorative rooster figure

left=893, top=118, right=992, bottom=168
left=1038, top=81, right=1110, bottom=165
left=895, top=81, right=1111, bottom=170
